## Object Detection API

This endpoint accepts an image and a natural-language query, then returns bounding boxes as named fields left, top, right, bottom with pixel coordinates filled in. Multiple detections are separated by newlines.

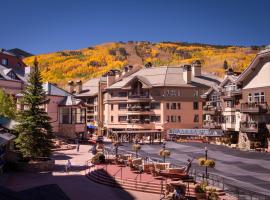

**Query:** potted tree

left=132, top=142, right=141, bottom=158
left=159, top=149, right=171, bottom=163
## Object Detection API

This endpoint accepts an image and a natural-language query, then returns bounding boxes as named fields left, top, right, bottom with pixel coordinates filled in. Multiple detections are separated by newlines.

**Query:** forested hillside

left=24, top=41, right=262, bottom=86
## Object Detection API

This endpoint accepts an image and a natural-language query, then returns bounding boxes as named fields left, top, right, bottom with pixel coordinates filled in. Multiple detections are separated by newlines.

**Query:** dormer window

left=1, top=58, right=8, bottom=66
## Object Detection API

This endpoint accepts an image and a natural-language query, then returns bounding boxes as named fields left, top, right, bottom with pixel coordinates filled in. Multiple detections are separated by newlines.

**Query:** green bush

left=91, top=153, right=105, bottom=164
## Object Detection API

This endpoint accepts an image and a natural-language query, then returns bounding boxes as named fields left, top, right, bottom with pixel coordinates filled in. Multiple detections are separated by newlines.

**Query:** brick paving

left=0, top=145, right=160, bottom=200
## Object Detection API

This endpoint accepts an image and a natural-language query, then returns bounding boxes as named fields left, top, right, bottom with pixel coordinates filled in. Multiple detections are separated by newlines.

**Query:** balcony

left=128, top=92, right=150, bottom=101
left=222, top=89, right=242, bottom=99
left=126, top=118, right=151, bottom=124
left=203, top=105, right=221, bottom=115
left=240, top=102, right=268, bottom=114
left=203, top=121, right=222, bottom=129
left=240, top=122, right=262, bottom=133
left=127, top=105, right=151, bottom=112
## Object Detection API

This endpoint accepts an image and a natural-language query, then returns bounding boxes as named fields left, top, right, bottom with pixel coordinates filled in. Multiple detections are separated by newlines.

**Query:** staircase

left=86, top=168, right=165, bottom=194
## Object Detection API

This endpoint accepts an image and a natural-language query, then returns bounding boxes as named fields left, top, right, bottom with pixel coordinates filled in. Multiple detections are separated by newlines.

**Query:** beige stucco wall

left=244, top=62, right=270, bottom=89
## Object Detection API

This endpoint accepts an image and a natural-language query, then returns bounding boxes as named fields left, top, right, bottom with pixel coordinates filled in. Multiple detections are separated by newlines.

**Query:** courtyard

left=0, top=144, right=160, bottom=200
left=117, top=141, right=270, bottom=196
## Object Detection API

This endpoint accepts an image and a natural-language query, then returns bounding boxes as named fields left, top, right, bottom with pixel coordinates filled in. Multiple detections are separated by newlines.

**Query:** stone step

left=88, top=171, right=163, bottom=191
left=86, top=173, right=164, bottom=194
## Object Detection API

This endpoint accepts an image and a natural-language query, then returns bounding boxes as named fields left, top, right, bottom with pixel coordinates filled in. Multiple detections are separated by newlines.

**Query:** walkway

left=0, top=145, right=160, bottom=200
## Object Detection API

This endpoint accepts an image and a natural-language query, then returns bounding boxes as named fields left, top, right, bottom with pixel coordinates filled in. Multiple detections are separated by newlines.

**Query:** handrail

left=112, top=166, right=123, bottom=180
left=134, top=171, right=142, bottom=189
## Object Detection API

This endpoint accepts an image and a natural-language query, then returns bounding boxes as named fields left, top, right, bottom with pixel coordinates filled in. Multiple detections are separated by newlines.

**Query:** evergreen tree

left=0, top=89, right=16, bottom=119
left=15, top=58, right=54, bottom=158
left=223, top=60, right=229, bottom=70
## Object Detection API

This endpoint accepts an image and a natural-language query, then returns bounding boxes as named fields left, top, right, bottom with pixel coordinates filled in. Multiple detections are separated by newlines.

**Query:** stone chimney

left=183, top=65, right=192, bottom=84
left=76, top=80, right=82, bottom=94
left=67, top=80, right=74, bottom=93
left=107, top=70, right=116, bottom=87
left=192, top=60, right=202, bottom=77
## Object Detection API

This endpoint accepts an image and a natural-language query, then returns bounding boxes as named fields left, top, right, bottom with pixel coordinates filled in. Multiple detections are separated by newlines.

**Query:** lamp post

left=114, top=142, right=119, bottom=158
left=205, top=146, right=208, bottom=179
left=163, top=141, right=166, bottom=163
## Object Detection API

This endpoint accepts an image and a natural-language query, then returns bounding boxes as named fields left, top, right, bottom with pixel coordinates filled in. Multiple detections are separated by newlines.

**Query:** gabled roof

left=76, top=78, right=99, bottom=97
left=43, top=82, right=70, bottom=97
left=219, top=75, right=238, bottom=87
left=108, top=66, right=221, bottom=89
left=0, top=64, right=25, bottom=82
left=122, top=75, right=153, bottom=89
left=237, top=48, right=270, bottom=83
left=201, top=84, right=220, bottom=98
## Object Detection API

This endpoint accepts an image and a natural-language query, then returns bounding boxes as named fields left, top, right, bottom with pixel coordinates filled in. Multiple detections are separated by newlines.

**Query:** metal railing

left=189, top=169, right=270, bottom=200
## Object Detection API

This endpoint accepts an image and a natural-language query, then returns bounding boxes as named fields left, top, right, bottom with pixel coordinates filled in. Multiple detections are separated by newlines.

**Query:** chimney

left=76, top=80, right=82, bottom=94
left=107, top=70, right=116, bottom=87
left=183, top=65, right=192, bottom=84
left=192, top=60, right=202, bottom=77
left=24, top=66, right=34, bottom=75
left=225, top=68, right=234, bottom=77
left=67, top=80, right=74, bottom=93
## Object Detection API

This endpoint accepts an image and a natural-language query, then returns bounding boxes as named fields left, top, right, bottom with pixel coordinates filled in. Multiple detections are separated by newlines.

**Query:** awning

left=168, top=129, right=224, bottom=137
left=0, top=133, right=16, bottom=146
left=87, top=125, right=97, bottom=129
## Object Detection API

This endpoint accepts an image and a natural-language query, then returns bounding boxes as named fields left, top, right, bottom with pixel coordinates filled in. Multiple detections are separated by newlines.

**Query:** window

left=171, top=115, right=177, bottom=122
left=150, top=102, right=160, bottom=109
left=60, top=107, right=86, bottom=124
left=150, top=115, right=160, bottom=122
left=1, top=58, right=8, bottom=66
left=71, top=108, right=86, bottom=124
left=261, top=92, right=265, bottom=103
left=167, top=116, right=170, bottom=122
left=171, top=103, right=177, bottom=109
left=194, top=114, right=199, bottom=123
left=60, top=108, right=71, bottom=124
left=248, top=93, right=252, bottom=102
left=226, top=100, right=235, bottom=108
left=118, top=115, right=127, bottom=122
left=118, top=103, right=127, bottom=110
left=177, top=103, right=181, bottom=109
left=111, top=104, right=114, bottom=110
left=194, top=90, right=199, bottom=99
left=166, top=103, right=170, bottom=109
left=193, top=102, right=199, bottom=110
left=177, top=90, right=181, bottom=96
left=177, top=116, right=181, bottom=122
left=119, top=92, right=127, bottom=97
left=111, top=116, right=114, bottom=122
left=254, top=93, right=260, bottom=103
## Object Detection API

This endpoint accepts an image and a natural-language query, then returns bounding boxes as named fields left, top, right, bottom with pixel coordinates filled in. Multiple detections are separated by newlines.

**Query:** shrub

left=132, top=144, right=141, bottom=151
left=159, top=149, right=171, bottom=157
left=205, top=159, right=215, bottom=168
left=91, top=153, right=105, bottom=164
left=207, top=188, right=218, bottom=200
left=195, top=181, right=207, bottom=193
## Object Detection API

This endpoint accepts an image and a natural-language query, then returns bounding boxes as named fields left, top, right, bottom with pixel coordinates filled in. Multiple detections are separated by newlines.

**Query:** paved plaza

left=118, top=142, right=270, bottom=195
left=0, top=145, right=160, bottom=200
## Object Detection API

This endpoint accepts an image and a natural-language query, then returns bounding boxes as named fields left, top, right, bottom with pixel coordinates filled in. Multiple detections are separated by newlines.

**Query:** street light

left=163, top=141, right=166, bottom=163
left=205, top=146, right=208, bottom=179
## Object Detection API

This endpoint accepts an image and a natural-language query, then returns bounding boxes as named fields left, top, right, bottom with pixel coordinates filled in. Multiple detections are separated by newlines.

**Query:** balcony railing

left=203, top=105, right=222, bottom=115
left=240, top=102, right=268, bottom=113
left=203, top=121, right=222, bottom=129
left=128, top=93, right=149, bottom=99
left=240, top=122, right=264, bottom=133
left=126, top=118, right=151, bottom=124
left=127, top=106, right=151, bottom=112
left=222, top=89, right=242, bottom=97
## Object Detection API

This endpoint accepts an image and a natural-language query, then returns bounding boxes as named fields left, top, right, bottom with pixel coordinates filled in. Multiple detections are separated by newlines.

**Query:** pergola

left=112, top=130, right=163, bottom=144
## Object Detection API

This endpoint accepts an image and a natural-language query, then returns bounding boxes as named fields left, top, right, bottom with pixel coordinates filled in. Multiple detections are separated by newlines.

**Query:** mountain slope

left=23, top=41, right=262, bottom=86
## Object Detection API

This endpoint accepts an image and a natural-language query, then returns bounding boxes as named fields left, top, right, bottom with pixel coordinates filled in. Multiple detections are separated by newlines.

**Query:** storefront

left=168, top=128, right=224, bottom=142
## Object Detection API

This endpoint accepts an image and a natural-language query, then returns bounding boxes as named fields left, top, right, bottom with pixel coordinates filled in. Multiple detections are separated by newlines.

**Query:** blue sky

left=1, top=0, right=269, bottom=54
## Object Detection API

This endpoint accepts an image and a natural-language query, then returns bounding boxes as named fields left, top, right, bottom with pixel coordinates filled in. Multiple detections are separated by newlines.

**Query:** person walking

left=77, top=143, right=80, bottom=152
left=65, top=159, right=71, bottom=173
